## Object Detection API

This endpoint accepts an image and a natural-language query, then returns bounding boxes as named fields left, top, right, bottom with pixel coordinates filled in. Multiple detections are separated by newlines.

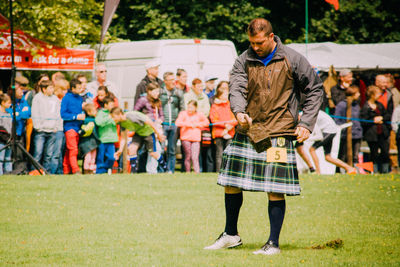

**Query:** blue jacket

left=61, top=91, right=84, bottom=132
left=334, top=99, right=363, bottom=139
left=6, top=97, right=31, bottom=136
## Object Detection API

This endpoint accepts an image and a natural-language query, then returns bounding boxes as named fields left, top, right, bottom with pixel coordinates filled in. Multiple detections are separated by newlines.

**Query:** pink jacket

left=175, top=110, right=210, bottom=142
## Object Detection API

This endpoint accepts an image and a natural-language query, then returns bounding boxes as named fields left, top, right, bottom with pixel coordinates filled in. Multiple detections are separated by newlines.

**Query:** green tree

left=110, top=0, right=270, bottom=53
left=307, top=0, right=400, bottom=43
left=0, top=0, right=103, bottom=48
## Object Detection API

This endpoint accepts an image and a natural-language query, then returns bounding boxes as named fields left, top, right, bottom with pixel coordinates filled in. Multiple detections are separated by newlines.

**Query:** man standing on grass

left=204, top=18, right=323, bottom=255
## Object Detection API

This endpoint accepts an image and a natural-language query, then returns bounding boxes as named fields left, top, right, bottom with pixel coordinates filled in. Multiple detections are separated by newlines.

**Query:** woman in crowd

left=209, top=81, right=237, bottom=172
left=175, top=100, right=209, bottom=173
left=360, top=85, right=392, bottom=173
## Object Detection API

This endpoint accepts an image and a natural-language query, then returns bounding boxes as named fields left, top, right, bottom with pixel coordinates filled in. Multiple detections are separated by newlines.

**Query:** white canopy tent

left=286, top=42, right=400, bottom=72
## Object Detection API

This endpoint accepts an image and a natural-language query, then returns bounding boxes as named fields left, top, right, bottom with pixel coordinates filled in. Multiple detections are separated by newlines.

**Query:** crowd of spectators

left=0, top=62, right=237, bottom=175
left=0, top=63, right=399, bottom=175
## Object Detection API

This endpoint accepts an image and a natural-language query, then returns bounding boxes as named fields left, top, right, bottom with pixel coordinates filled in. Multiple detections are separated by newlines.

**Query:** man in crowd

left=160, top=72, right=184, bottom=173
left=134, top=60, right=163, bottom=105
left=175, top=68, right=190, bottom=92
left=204, top=18, right=323, bottom=255
left=329, top=69, right=353, bottom=113
left=375, top=74, right=394, bottom=173
left=204, top=76, right=218, bottom=99
left=87, top=63, right=120, bottom=101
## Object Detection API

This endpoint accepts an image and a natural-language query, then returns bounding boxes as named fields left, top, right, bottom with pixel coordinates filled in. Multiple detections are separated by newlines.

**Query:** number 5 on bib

left=266, top=147, right=288, bottom=163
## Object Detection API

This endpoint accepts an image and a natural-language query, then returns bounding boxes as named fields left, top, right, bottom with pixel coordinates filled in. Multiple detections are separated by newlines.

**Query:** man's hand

left=295, top=126, right=310, bottom=143
left=374, top=116, right=383, bottom=124
left=77, top=114, right=86, bottom=121
left=236, top=113, right=252, bottom=129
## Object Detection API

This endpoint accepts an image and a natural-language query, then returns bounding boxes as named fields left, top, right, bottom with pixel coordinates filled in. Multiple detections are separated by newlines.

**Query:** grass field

left=1, top=172, right=400, bottom=266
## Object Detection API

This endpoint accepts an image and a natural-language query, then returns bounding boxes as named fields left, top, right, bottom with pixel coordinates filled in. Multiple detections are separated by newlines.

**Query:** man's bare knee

left=225, top=186, right=242, bottom=194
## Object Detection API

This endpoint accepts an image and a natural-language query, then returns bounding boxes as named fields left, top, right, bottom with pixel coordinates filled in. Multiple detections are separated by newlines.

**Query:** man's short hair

left=176, top=68, right=186, bottom=77
left=70, top=78, right=82, bottom=89
left=163, top=72, right=174, bottom=80
left=247, top=18, right=273, bottom=36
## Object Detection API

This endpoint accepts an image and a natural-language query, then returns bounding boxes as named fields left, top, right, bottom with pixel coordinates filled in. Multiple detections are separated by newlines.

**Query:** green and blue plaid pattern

left=218, top=133, right=300, bottom=196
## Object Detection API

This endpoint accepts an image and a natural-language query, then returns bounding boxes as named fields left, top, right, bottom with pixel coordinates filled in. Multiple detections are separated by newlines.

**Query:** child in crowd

left=175, top=100, right=209, bottom=173
left=31, top=80, right=63, bottom=174
left=309, top=110, right=357, bottom=174
left=0, top=93, right=12, bottom=175
left=360, top=85, right=392, bottom=173
left=61, top=78, right=85, bottom=174
left=94, top=86, right=118, bottom=110
left=111, top=108, right=166, bottom=173
left=95, top=97, right=118, bottom=174
left=134, top=82, right=165, bottom=173
left=79, top=103, right=99, bottom=174
left=209, top=81, right=237, bottom=173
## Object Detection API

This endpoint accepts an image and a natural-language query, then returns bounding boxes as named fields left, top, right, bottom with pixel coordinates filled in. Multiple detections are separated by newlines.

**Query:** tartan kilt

left=217, top=133, right=300, bottom=196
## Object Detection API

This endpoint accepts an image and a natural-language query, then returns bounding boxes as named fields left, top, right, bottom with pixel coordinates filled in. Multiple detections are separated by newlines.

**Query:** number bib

left=266, top=147, right=288, bottom=163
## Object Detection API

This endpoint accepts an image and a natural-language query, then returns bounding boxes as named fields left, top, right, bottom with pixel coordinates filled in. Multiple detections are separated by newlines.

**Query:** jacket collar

left=246, top=35, right=285, bottom=63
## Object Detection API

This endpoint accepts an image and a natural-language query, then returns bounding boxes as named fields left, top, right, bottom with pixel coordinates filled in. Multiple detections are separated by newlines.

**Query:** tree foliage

left=0, top=0, right=399, bottom=53
left=111, top=0, right=400, bottom=53
left=0, top=0, right=103, bottom=48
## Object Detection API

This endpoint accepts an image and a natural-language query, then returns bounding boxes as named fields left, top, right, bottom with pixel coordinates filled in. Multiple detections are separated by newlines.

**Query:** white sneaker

left=253, top=240, right=281, bottom=255
left=204, top=232, right=242, bottom=250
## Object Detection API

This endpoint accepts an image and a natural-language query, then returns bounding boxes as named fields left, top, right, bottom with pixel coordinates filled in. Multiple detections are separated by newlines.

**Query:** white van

left=101, top=39, right=237, bottom=109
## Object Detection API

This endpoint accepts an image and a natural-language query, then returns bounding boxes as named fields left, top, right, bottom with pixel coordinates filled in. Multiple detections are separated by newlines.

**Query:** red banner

left=0, top=14, right=95, bottom=71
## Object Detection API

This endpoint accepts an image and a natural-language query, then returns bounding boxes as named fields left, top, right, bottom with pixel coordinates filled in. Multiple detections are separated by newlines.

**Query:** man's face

left=96, top=65, right=107, bottom=82
left=164, top=74, right=175, bottom=90
left=177, top=72, right=187, bottom=85
left=205, top=80, right=215, bottom=91
left=375, top=75, right=388, bottom=90
left=147, top=66, right=159, bottom=78
left=249, top=31, right=275, bottom=57
left=340, top=73, right=353, bottom=86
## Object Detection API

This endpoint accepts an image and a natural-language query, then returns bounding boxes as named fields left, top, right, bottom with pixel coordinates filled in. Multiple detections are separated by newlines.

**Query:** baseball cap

left=339, top=69, right=352, bottom=77
left=15, top=75, right=29, bottom=86
left=205, top=75, right=217, bottom=82
left=145, top=60, right=160, bottom=69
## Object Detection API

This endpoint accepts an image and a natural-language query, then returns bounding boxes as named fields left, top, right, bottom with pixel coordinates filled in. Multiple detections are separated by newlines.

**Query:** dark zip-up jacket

left=229, top=36, right=323, bottom=143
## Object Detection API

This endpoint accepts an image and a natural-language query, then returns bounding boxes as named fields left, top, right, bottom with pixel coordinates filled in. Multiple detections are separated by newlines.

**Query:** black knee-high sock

left=267, top=200, right=286, bottom=246
left=224, top=192, right=243, bottom=236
